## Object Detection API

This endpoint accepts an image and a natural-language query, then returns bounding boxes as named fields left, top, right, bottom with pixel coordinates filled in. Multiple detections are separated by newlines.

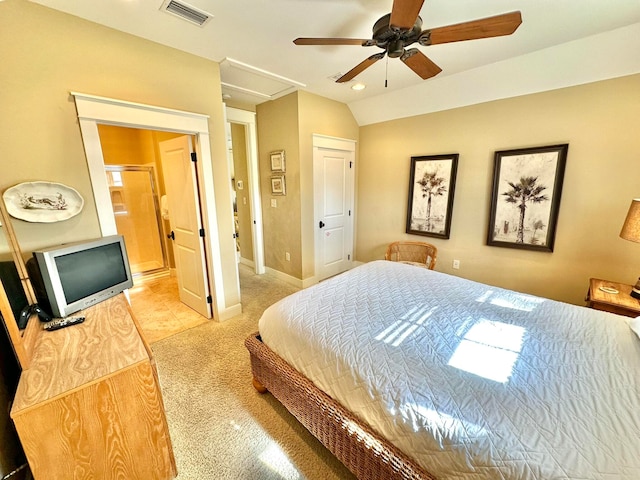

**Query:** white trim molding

left=71, top=92, right=235, bottom=320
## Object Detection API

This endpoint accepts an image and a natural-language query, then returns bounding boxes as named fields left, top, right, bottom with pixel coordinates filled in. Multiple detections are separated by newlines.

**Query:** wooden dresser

left=9, top=293, right=176, bottom=480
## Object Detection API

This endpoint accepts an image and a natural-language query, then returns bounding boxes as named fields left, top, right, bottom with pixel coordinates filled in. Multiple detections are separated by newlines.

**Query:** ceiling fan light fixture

left=351, top=83, right=366, bottom=91
left=387, top=38, right=405, bottom=58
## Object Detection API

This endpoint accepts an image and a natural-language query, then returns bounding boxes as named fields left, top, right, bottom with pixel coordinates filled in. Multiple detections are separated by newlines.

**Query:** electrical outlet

left=285, top=252, right=290, bottom=261
left=453, top=259, right=460, bottom=269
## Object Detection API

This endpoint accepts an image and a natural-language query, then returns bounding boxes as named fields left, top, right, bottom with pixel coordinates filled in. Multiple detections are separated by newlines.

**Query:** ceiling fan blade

left=424, top=11, right=522, bottom=45
left=400, top=49, right=442, bottom=79
left=390, top=0, right=425, bottom=30
left=336, top=53, right=385, bottom=83
left=294, top=38, right=373, bottom=46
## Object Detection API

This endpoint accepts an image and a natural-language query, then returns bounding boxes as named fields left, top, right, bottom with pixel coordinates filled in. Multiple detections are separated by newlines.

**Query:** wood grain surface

left=13, top=361, right=175, bottom=480
left=12, top=294, right=148, bottom=413
left=10, top=293, right=176, bottom=480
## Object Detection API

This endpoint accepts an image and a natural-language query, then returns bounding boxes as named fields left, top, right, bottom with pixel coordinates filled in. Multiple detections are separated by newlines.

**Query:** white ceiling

left=31, top=0, right=640, bottom=115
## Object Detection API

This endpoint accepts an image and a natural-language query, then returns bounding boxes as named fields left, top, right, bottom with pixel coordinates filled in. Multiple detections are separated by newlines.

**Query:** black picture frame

left=487, top=144, right=568, bottom=252
left=406, top=154, right=459, bottom=239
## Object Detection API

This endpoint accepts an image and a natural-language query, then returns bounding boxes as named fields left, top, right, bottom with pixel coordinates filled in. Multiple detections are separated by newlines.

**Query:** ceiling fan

left=293, top=0, right=522, bottom=83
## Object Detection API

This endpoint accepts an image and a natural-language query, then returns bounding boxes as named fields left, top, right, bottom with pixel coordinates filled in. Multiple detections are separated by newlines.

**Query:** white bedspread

left=259, top=261, right=640, bottom=479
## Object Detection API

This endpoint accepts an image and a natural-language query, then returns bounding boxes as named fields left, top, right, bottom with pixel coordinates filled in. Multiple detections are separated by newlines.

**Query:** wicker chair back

left=384, top=241, right=438, bottom=270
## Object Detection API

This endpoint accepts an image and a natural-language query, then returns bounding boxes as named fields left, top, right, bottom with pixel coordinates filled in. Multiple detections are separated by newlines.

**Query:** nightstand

left=586, top=278, right=640, bottom=318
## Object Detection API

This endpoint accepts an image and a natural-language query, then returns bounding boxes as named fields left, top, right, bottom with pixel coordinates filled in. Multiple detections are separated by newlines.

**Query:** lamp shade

left=620, top=198, right=640, bottom=243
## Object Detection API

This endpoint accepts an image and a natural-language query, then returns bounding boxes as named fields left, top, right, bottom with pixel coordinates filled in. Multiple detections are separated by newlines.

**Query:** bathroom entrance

left=105, top=165, right=167, bottom=276
left=98, top=125, right=196, bottom=280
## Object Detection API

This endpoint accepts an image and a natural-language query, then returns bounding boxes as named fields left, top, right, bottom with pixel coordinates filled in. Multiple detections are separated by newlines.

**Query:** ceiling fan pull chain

left=385, top=54, right=389, bottom=88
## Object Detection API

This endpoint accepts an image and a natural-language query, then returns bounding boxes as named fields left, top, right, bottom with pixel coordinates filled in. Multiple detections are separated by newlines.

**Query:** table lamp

left=620, top=198, right=640, bottom=299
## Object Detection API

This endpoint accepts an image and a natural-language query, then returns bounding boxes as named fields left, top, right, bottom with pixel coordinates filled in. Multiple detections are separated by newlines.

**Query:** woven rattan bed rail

left=245, top=333, right=436, bottom=480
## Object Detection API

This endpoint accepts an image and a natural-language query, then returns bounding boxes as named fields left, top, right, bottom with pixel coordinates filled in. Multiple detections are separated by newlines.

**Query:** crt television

left=31, top=235, right=133, bottom=318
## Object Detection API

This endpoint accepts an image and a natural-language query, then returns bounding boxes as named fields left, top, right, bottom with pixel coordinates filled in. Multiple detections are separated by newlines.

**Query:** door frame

left=312, top=134, right=356, bottom=283
left=72, top=92, right=231, bottom=320
left=225, top=106, right=265, bottom=275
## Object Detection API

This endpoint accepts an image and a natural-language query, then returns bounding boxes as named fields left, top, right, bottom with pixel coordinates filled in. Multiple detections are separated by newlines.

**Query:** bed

left=245, top=260, right=640, bottom=479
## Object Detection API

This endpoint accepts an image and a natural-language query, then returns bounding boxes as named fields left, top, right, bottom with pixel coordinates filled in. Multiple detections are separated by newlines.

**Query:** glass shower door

left=106, top=166, right=167, bottom=276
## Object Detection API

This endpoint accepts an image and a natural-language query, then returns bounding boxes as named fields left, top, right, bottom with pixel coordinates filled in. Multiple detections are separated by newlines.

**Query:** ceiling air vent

left=160, top=0, right=213, bottom=27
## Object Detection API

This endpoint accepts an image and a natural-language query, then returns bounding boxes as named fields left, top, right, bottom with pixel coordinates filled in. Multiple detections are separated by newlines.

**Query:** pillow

left=629, top=316, right=640, bottom=339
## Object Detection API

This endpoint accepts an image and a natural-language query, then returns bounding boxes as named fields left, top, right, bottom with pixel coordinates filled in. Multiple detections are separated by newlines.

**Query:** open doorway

left=98, top=126, right=212, bottom=315
left=226, top=107, right=265, bottom=275
left=105, top=164, right=167, bottom=275
left=73, top=92, right=242, bottom=322
left=228, top=122, right=253, bottom=266
left=99, top=125, right=184, bottom=277
left=97, top=125, right=212, bottom=337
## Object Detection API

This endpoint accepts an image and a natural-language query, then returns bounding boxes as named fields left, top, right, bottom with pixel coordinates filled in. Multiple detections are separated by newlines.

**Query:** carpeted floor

left=151, top=264, right=356, bottom=480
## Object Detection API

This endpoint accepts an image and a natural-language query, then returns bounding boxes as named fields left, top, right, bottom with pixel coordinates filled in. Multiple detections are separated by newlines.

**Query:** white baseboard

left=217, top=302, right=242, bottom=322
left=239, top=257, right=255, bottom=269
left=265, top=267, right=306, bottom=289
left=265, top=262, right=366, bottom=289
left=301, top=276, right=320, bottom=289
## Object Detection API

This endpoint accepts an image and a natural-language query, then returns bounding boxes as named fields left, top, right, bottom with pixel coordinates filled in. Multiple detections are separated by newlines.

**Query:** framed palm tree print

left=406, top=154, right=459, bottom=239
left=487, top=144, right=568, bottom=252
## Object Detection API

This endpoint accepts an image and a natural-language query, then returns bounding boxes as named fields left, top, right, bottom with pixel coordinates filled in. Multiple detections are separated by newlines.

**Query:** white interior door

left=160, top=136, right=212, bottom=318
left=313, top=137, right=355, bottom=281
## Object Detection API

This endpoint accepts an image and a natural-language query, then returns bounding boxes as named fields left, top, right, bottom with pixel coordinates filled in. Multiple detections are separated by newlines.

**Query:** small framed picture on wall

left=270, top=150, right=286, bottom=172
left=271, top=175, right=286, bottom=195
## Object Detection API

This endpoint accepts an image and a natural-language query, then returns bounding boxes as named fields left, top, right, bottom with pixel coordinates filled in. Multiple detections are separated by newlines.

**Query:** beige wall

left=0, top=0, right=239, bottom=310
left=256, top=91, right=359, bottom=280
left=357, top=74, right=640, bottom=305
left=257, top=93, right=302, bottom=277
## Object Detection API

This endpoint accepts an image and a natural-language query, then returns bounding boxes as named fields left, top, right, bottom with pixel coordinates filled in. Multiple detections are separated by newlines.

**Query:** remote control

left=43, top=316, right=85, bottom=331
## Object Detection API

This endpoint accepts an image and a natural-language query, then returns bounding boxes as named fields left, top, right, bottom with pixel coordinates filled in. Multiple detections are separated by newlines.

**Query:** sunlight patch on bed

left=375, top=305, right=438, bottom=347
left=475, top=290, right=545, bottom=312
left=401, top=404, right=487, bottom=440
left=448, top=319, right=525, bottom=383
left=259, top=443, right=301, bottom=480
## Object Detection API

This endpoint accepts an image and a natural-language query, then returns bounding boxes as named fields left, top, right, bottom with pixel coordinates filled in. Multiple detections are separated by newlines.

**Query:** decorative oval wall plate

left=3, top=182, right=84, bottom=223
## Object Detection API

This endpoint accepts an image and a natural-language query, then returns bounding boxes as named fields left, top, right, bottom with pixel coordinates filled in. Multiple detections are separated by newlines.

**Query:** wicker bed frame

left=245, top=333, right=436, bottom=480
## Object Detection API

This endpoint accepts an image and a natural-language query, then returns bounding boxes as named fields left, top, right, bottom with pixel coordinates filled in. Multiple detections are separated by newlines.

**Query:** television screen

left=32, top=235, right=133, bottom=318
left=56, top=243, right=129, bottom=304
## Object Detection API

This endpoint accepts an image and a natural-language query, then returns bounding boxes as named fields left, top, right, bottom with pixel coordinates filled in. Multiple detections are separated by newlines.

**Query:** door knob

left=167, top=231, right=175, bottom=240
left=319, top=221, right=325, bottom=228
